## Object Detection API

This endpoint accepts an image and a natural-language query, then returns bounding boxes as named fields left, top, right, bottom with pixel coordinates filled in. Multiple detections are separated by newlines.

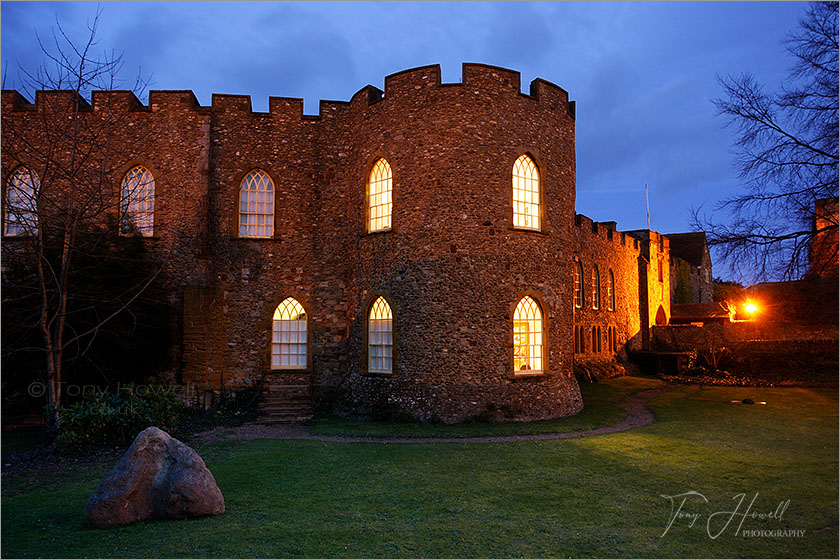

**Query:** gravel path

left=192, top=387, right=667, bottom=445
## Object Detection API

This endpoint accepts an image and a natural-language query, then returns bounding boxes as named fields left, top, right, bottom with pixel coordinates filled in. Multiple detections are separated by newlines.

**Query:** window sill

left=508, top=227, right=550, bottom=237
left=360, top=228, right=394, bottom=238
left=364, top=370, right=394, bottom=378
left=509, top=370, right=547, bottom=380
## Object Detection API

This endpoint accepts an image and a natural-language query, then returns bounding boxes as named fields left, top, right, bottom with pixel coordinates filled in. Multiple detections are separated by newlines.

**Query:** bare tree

left=693, top=1, right=838, bottom=281
left=1, top=9, right=164, bottom=431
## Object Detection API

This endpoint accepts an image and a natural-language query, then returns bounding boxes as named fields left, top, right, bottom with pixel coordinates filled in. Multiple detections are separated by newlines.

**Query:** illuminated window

left=121, top=166, right=155, bottom=236
left=592, top=264, right=601, bottom=310
left=574, top=259, right=584, bottom=308
left=608, top=269, right=616, bottom=311
left=271, top=297, right=307, bottom=369
left=512, top=154, right=540, bottom=230
left=658, top=255, right=664, bottom=283
left=368, top=158, right=392, bottom=232
left=4, top=167, right=39, bottom=236
left=239, top=169, right=274, bottom=238
left=513, top=296, right=543, bottom=373
left=368, top=296, right=393, bottom=374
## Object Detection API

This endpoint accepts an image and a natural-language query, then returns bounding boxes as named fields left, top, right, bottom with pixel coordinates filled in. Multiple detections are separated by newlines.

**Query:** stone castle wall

left=2, top=63, right=673, bottom=422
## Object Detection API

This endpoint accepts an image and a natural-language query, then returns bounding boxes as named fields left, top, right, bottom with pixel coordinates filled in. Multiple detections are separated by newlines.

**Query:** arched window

left=512, top=154, right=540, bottom=230
left=271, top=297, right=307, bottom=369
left=368, top=296, right=393, bottom=374
left=592, top=264, right=601, bottom=310
left=513, top=296, right=544, bottom=373
left=574, top=259, right=584, bottom=309
left=608, top=269, right=616, bottom=311
left=368, top=158, right=392, bottom=232
left=239, top=169, right=274, bottom=238
left=5, top=167, right=39, bottom=236
left=121, top=165, right=155, bottom=236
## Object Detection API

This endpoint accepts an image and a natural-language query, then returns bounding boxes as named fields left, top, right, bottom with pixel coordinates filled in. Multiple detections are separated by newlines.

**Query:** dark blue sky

left=1, top=1, right=808, bottom=270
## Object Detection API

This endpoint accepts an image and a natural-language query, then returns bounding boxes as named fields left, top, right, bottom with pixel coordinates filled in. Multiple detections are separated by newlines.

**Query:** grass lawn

left=2, top=378, right=837, bottom=558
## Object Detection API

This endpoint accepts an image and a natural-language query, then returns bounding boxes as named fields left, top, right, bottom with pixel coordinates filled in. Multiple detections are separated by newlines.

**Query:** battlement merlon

left=148, top=90, right=203, bottom=111
left=1, top=90, right=35, bottom=112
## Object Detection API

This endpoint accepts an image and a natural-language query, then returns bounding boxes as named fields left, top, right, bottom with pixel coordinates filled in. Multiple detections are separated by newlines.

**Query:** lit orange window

left=272, top=297, right=307, bottom=369
left=121, top=165, right=155, bottom=236
left=512, top=154, right=540, bottom=230
left=574, top=259, right=584, bottom=308
left=592, top=264, right=601, bottom=310
left=513, top=296, right=543, bottom=373
left=368, top=159, right=392, bottom=232
left=368, top=296, right=393, bottom=373
left=4, top=167, right=39, bottom=236
left=239, top=169, right=274, bottom=238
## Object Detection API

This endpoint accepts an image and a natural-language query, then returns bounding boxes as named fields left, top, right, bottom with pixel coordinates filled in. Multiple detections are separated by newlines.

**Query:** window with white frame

left=513, top=295, right=544, bottom=373
left=608, top=269, right=616, bottom=311
left=512, top=154, right=540, bottom=230
left=4, top=167, right=39, bottom=236
left=574, top=259, right=584, bottom=308
left=368, top=296, right=393, bottom=373
left=368, top=158, right=392, bottom=232
left=121, top=165, right=155, bottom=236
left=271, top=297, right=307, bottom=369
left=592, top=264, right=601, bottom=310
left=239, top=169, right=274, bottom=238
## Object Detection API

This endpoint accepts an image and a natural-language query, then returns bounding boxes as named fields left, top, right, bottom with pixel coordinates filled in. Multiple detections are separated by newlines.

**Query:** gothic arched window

left=368, top=158, right=392, bottom=233
left=4, top=167, right=39, bottom=236
left=512, top=154, right=540, bottom=230
left=368, top=296, right=393, bottom=374
left=592, top=264, right=601, bottom=310
left=121, top=165, right=155, bottom=236
left=239, top=169, right=274, bottom=238
left=272, top=297, right=307, bottom=369
left=513, top=296, right=544, bottom=373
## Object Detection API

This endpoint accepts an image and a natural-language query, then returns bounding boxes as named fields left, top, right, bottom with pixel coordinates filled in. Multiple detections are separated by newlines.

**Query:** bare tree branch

left=694, top=2, right=839, bottom=282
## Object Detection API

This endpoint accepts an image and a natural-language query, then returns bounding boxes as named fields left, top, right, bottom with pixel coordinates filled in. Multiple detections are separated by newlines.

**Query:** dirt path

left=192, top=387, right=668, bottom=445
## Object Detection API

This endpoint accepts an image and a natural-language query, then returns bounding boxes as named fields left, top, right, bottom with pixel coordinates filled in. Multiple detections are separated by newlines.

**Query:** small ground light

left=744, top=302, right=758, bottom=314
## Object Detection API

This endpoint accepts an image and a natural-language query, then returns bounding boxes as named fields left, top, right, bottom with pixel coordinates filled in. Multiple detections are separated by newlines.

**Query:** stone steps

left=255, top=372, right=314, bottom=424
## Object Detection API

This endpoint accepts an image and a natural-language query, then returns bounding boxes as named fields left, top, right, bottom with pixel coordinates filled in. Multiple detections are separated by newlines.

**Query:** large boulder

left=85, top=427, right=225, bottom=528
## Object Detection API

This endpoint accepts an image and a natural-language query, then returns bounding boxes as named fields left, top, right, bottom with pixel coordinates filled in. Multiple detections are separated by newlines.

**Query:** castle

left=2, top=64, right=674, bottom=423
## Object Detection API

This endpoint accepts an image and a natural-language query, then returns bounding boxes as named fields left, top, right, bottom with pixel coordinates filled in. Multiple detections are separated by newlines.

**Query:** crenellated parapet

left=3, top=63, right=574, bottom=126
left=3, top=88, right=209, bottom=118
left=575, top=213, right=642, bottom=253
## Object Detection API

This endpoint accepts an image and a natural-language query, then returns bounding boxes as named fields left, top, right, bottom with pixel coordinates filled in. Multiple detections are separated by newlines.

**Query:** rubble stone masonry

left=2, top=64, right=673, bottom=422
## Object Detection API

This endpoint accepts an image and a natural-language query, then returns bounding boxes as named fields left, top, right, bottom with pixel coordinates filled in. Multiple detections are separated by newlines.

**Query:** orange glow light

left=744, top=302, right=758, bottom=314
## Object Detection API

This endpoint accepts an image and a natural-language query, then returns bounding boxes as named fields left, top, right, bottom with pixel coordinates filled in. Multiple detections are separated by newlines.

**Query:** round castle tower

left=331, top=64, right=583, bottom=421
